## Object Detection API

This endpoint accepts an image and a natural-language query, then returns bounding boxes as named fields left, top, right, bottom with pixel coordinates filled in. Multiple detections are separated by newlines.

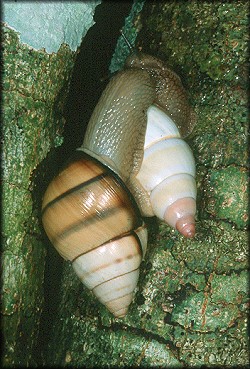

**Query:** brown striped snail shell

left=82, top=52, right=197, bottom=238
left=42, top=152, right=147, bottom=318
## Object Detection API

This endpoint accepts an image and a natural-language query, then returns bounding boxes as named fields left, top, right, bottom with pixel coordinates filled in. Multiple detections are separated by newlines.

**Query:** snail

left=42, top=43, right=196, bottom=317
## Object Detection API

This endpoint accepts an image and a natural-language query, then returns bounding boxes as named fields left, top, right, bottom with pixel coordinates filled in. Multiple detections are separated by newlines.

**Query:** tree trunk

left=2, top=0, right=249, bottom=367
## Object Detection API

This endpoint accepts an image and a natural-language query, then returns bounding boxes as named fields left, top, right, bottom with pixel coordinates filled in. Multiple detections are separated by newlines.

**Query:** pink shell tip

left=176, top=217, right=195, bottom=238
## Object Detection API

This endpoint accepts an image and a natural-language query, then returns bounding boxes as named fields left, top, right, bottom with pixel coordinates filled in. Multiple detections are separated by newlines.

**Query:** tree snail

left=42, top=47, right=196, bottom=317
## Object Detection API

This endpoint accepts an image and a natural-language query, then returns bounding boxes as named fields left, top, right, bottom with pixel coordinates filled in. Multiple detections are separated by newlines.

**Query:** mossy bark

left=2, top=24, right=76, bottom=367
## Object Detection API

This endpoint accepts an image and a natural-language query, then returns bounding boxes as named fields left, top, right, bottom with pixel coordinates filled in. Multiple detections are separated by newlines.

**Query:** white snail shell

left=135, top=105, right=196, bottom=238
left=42, top=51, right=197, bottom=317
left=42, top=152, right=147, bottom=317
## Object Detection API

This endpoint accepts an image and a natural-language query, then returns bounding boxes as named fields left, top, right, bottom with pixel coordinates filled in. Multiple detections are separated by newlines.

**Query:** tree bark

left=2, top=2, right=100, bottom=366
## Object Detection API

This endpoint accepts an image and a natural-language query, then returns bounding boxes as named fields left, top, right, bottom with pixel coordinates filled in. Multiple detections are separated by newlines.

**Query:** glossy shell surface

left=135, top=105, right=196, bottom=237
left=42, top=152, right=147, bottom=317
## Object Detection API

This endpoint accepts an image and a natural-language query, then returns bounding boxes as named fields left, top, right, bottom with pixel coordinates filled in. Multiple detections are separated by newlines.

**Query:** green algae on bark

left=202, top=166, right=248, bottom=229
left=2, top=24, right=76, bottom=366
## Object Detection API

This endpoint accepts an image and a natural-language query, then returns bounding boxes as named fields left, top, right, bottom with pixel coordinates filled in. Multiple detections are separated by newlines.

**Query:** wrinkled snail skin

left=82, top=52, right=197, bottom=237
left=125, top=53, right=197, bottom=137
left=42, top=152, right=148, bottom=318
left=82, top=69, right=156, bottom=181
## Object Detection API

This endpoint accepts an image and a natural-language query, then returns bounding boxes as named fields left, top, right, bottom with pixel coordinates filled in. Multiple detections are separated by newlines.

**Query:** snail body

left=42, top=152, right=147, bottom=318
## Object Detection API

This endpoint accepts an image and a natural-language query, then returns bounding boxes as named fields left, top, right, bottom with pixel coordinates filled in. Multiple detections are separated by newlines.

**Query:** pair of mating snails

left=42, top=37, right=197, bottom=318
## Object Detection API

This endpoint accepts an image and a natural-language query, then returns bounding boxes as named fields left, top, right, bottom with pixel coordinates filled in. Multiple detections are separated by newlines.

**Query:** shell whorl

left=42, top=152, right=147, bottom=317
left=72, top=224, right=147, bottom=317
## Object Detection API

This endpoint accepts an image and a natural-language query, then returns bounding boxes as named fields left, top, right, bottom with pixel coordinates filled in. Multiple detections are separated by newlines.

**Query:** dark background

left=63, top=0, right=134, bottom=153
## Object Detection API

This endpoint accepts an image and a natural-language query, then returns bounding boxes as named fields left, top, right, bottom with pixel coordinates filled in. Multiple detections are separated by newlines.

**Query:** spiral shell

left=42, top=152, right=147, bottom=317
